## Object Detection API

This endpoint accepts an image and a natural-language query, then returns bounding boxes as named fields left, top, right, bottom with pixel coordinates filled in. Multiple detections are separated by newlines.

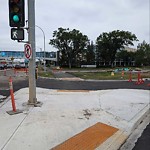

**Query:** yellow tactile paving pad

left=51, top=122, right=118, bottom=150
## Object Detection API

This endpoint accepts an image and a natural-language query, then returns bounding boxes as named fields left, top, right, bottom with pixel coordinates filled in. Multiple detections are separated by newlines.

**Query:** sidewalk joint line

left=1, top=107, right=34, bottom=150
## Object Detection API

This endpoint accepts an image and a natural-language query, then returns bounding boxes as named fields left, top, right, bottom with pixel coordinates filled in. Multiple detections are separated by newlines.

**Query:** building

left=124, top=47, right=137, bottom=52
left=0, top=50, right=57, bottom=65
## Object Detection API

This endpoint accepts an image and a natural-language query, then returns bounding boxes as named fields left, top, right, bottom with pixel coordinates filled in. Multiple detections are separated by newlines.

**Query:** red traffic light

left=11, top=0, right=20, bottom=3
left=11, top=4, right=20, bottom=13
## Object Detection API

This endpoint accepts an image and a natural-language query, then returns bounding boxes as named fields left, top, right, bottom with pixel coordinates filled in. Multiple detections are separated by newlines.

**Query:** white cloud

left=0, top=0, right=149, bottom=51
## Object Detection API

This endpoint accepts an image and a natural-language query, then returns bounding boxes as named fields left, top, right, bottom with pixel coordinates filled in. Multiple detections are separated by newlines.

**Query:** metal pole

left=28, top=0, right=37, bottom=104
left=36, top=25, right=46, bottom=72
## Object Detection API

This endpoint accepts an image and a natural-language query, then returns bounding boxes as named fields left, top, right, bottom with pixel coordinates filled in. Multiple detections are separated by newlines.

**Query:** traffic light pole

left=8, top=0, right=42, bottom=106
left=28, top=0, right=37, bottom=105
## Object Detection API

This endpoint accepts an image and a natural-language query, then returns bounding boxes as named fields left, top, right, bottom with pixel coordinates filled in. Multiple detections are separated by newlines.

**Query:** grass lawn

left=69, top=71, right=150, bottom=80
left=37, top=66, right=150, bottom=80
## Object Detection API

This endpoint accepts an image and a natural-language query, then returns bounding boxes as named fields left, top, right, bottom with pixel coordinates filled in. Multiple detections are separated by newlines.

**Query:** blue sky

left=0, top=0, right=149, bottom=51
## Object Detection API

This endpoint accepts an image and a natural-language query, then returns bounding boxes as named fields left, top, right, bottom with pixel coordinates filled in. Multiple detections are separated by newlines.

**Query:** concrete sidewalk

left=0, top=88, right=149, bottom=150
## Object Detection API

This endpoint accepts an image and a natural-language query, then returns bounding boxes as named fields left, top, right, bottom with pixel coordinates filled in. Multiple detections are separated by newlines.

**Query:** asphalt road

left=37, top=78, right=150, bottom=90
left=0, top=75, right=150, bottom=150
left=132, top=123, right=150, bottom=150
left=1, top=77, right=150, bottom=97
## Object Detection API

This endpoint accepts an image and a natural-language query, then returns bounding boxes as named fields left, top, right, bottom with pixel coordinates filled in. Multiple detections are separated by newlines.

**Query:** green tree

left=84, top=41, right=95, bottom=65
left=135, top=41, right=150, bottom=66
left=49, top=27, right=89, bottom=68
left=96, top=30, right=138, bottom=67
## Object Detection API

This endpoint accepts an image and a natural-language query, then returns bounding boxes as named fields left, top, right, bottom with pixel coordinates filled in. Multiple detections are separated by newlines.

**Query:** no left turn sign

left=24, top=44, right=32, bottom=59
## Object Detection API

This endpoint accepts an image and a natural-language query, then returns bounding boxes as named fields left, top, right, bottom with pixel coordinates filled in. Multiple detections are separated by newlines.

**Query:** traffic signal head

left=9, top=0, right=25, bottom=27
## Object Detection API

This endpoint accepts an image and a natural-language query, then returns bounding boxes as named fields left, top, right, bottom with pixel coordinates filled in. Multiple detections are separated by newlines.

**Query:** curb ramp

left=51, top=105, right=150, bottom=150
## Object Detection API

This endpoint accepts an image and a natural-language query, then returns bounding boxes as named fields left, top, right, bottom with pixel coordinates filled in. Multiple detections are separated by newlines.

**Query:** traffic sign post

left=11, top=28, right=24, bottom=40
left=24, top=44, right=32, bottom=59
left=28, top=0, right=42, bottom=106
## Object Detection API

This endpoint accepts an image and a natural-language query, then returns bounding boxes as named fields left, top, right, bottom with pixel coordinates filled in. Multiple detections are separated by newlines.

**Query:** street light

left=36, top=46, right=42, bottom=60
left=35, top=25, right=46, bottom=71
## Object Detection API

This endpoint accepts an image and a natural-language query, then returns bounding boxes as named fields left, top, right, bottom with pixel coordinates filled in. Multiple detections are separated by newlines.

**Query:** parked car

left=20, top=63, right=26, bottom=68
left=14, top=64, right=21, bottom=69
left=0, top=64, right=5, bottom=70
left=6, top=64, right=13, bottom=68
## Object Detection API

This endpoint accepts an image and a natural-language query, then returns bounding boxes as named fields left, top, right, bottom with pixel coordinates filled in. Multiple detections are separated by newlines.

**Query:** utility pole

left=28, top=0, right=37, bottom=105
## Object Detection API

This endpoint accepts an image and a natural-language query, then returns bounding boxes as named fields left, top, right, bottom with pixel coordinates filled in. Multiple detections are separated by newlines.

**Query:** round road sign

left=24, top=44, right=32, bottom=59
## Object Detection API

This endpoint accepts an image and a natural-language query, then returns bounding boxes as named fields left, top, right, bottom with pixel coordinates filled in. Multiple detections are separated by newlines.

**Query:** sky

left=0, top=0, right=149, bottom=52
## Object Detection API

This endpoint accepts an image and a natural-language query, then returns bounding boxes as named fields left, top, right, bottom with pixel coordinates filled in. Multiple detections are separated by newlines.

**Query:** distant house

left=124, top=47, right=137, bottom=52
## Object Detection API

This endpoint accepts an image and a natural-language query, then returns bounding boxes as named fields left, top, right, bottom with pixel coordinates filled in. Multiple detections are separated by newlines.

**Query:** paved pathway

left=52, top=71, right=75, bottom=78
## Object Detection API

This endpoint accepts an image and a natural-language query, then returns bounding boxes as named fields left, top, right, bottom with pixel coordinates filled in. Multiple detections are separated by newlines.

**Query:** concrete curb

left=129, top=104, right=150, bottom=134
left=98, top=104, right=150, bottom=150
left=120, top=113, right=150, bottom=150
